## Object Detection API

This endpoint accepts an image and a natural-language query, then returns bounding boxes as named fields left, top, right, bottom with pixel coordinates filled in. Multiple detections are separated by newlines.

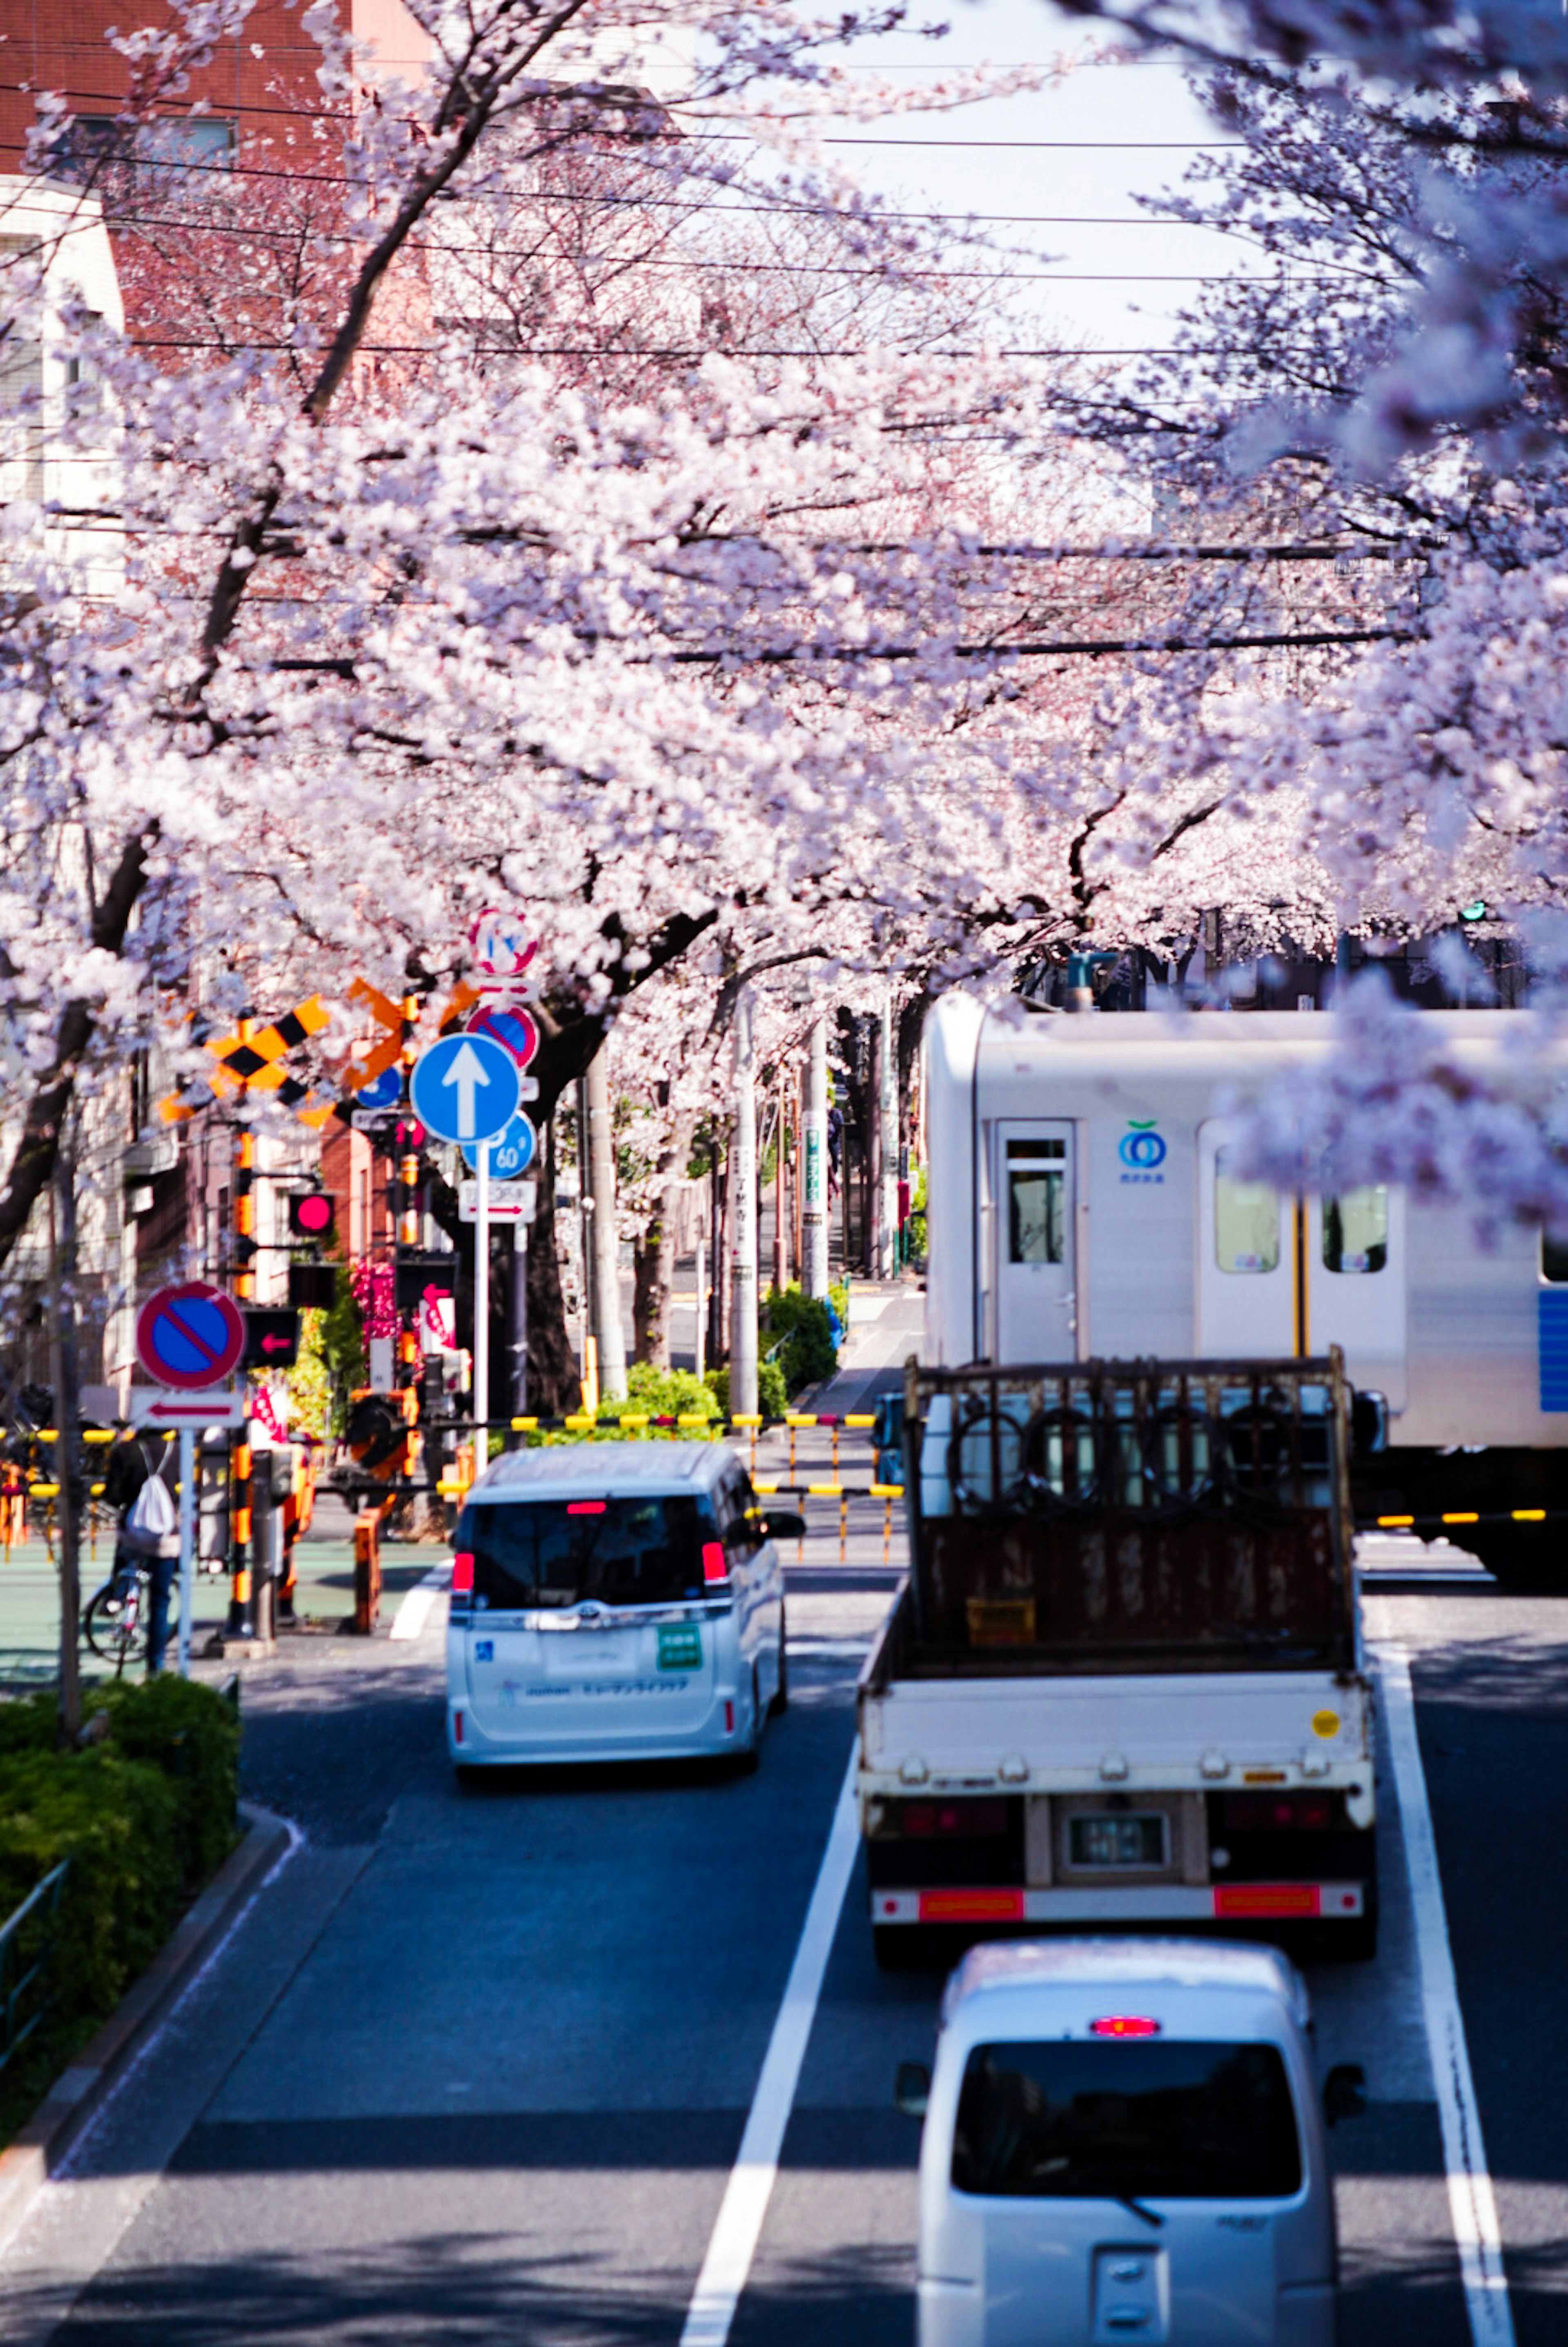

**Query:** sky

left=814, top=0, right=1253, bottom=355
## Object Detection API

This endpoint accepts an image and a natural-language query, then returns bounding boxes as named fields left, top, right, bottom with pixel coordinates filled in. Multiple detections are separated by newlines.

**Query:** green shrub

left=604, top=1363, right=721, bottom=1426
left=762, top=1285, right=839, bottom=1396
left=0, top=1691, right=55, bottom=1761
left=0, top=1679, right=240, bottom=2144
left=704, top=1359, right=788, bottom=1420
left=87, top=1675, right=241, bottom=1883
left=828, top=1279, right=849, bottom=1332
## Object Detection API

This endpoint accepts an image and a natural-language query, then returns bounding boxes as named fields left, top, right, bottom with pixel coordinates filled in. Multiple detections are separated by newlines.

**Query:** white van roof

left=466, top=1440, right=734, bottom=1504
left=942, top=1938, right=1308, bottom=2031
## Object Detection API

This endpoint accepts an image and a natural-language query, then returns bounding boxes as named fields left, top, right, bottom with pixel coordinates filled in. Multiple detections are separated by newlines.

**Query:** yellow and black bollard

left=226, top=1434, right=255, bottom=1636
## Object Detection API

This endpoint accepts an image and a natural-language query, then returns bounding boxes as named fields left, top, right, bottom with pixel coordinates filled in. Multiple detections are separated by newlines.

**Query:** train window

left=1215, top=1150, right=1280, bottom=1274
left=1007, top=1138, right=1065, bottom=1265
left=1543, top=1233, right=1568, bottom=1284
left=1323, top=1187, right=1388, bottom=1275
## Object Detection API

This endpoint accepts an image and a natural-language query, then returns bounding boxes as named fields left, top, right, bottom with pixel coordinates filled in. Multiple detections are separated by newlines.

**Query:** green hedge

left=762, top=1285, right=840, bottom=1397
left=0, top=1678, right=240, bottom=2144
left=704, top=1357, right=788, bottom=1421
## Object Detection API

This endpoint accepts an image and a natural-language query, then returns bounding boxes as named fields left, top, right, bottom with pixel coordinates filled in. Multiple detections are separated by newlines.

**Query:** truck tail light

left=452, top=1551, right=474, bottom=1592
left=1091, top=2016, right=1161, bottom=2038
left=703, top=1541, right=728, bottom=1584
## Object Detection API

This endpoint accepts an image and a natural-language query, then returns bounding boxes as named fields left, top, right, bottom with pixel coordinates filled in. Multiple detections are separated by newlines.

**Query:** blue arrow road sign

left=461, top=1111, right=537, bottom=1178
left=409, top=1032, right=521, bottom=1146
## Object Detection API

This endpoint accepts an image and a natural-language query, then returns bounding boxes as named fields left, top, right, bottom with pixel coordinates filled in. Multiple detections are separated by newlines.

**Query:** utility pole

left=49, top=1138, right=82, bottom=1742
left=585, top=1041, right=627, bottom=1400
left=773, top=1060, right=787, bottom=1296
left=867, top=1011, right=884, bottom=1278
left=802, top=1016, right=829, bottom=1298
left=729, top=991, right=759, bottom=1415
left=508, top=1222, right=528, bottom=1425
left=880, top=988, right=898, bottom=1280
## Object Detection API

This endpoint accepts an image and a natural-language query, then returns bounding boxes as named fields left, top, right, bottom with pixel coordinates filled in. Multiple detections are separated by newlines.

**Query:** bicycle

left=81, top=1557, right=151, bottom=1678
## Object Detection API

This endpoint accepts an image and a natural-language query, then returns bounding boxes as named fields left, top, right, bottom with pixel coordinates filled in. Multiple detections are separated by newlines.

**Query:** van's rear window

left=454, top=1495, right=718, bottom=1611
left=952, top=2039, right=1301, bottom=2201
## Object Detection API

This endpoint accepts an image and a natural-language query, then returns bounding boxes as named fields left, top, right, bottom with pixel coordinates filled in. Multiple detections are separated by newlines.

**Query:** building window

left=52, top=114, right=237, bottom=189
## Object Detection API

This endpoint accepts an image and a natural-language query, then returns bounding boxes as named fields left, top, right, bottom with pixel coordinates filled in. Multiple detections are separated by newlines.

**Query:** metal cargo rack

left=890, top=1352, right=1358, bottom=1680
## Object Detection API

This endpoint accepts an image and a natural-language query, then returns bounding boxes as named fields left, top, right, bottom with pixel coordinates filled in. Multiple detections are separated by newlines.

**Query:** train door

left=1196, top=1121, right=1294, bottom=1357
left=1307, top=1180, right=1408, bottom=1408
left=992, top=1122, right=1078, bottom=1363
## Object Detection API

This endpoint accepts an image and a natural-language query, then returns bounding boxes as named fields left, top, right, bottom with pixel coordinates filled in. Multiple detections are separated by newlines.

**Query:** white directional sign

left=409, top=1032, right=521, bottom=1146
left=459, top=1180, right=537, bottom=1224
left=127, top=1386, right=246, bottom=1429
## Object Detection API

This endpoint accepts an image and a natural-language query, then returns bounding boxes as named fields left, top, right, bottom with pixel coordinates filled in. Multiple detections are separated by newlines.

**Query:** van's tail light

left=702, top=1541, right=728, bottom=1584
left=567, top=1500, right=606, bottom=1515
left=1091, top=2016, right=1161, bottom=2038
left=452, top=1551, right=474, bottom=1593
left=454, top=1710, right=465, bottom=1745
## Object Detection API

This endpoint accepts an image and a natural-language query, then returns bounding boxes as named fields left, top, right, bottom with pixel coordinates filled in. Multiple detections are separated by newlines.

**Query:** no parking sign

left=135, top=1282, right=246, bottom=1391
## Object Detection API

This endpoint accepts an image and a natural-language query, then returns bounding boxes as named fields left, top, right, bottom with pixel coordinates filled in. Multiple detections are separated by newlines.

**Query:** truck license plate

left=1070, top=1815, right=1166, bottom=1868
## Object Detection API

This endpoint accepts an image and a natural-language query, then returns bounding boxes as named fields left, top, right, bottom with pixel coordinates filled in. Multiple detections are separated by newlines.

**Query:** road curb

left=0, top=1798, right=292, bottom=2255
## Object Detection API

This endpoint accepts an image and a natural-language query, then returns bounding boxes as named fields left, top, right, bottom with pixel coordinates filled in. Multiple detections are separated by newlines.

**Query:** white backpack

left=123, top=1450, right=177, bottom=1553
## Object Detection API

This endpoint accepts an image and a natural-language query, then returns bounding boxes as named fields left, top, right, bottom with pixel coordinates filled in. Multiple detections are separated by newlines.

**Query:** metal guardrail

left=0, top=1858, right=70, bottom=2080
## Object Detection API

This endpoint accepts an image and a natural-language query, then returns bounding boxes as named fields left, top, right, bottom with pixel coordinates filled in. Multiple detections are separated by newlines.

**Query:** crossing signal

left=287, top=1191, right=336, bottom=1241
left=288, top=1262, right=337, bottom=1311
left=242, top=1309, right=300, bottom=1369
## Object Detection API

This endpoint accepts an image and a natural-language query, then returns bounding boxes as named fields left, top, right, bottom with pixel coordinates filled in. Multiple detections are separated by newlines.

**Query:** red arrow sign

left=260, top=1334, right=293, bottom=1355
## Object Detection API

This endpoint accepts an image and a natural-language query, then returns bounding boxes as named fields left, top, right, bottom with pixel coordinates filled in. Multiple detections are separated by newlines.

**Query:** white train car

left=924, top=993, right=1568, bottom=1579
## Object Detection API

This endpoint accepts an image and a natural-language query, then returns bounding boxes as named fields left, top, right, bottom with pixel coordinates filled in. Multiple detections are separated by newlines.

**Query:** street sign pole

left=474, top=1140, right=490, bottom=1481
left=176, top=1425, right=196, bottom=1677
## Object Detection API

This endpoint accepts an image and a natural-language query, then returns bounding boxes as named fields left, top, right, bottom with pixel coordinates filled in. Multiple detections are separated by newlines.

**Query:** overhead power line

left=266, top=624, right=1401, bottom=678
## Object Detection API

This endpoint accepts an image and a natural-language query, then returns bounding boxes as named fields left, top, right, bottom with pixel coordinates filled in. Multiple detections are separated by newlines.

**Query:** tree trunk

left=524, top=1117, right=580, bottom=1416
left=49, top=1145, right=83, bottom=1743
left=633, top=1108, right=694, bottom=1370
left=585, top=1043, right=628, bottom=1400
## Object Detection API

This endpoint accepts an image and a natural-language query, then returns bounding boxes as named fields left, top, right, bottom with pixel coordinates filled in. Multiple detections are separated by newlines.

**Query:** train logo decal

left=1118, top=1121, right=1167, bottom=1182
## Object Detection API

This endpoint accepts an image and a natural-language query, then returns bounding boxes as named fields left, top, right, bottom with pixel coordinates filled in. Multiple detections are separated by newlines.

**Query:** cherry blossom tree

left=4, top=0, right=1166, bottom=1411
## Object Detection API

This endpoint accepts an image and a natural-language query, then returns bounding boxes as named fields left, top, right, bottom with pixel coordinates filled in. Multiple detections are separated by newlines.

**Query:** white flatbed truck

left=858, top=1352, right=1376, bottom=1965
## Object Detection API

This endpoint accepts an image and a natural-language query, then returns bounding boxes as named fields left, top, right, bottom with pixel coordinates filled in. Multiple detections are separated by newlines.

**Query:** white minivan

left=900, top=1940, right=1365, bottom=2347
left=445, top=1442, right=795, bottom=1770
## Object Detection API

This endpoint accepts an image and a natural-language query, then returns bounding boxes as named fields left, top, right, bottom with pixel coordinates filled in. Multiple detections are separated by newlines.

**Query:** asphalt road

left=2, top=1307, right=1561, bottom=2347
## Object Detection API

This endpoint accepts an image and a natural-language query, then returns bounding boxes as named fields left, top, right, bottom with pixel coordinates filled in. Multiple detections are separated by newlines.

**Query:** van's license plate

left=657, top=1624, right=703, bottom=1672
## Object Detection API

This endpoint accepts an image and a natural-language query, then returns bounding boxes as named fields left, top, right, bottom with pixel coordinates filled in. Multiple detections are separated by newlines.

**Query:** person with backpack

left=102, top=1432, right=182, bottom=1673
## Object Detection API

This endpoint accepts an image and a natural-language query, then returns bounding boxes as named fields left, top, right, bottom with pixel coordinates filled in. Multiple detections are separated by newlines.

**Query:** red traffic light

left=288, top=1191, right=336, bottom=1240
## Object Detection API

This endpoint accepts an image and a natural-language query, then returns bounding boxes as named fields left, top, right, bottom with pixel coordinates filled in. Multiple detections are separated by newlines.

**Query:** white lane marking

left=679, top=1747, right=860, bottom=2347
left=1376, top=1640, right=1515, bottom=2347
left=390, top=1559, right=452, bottom=1642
